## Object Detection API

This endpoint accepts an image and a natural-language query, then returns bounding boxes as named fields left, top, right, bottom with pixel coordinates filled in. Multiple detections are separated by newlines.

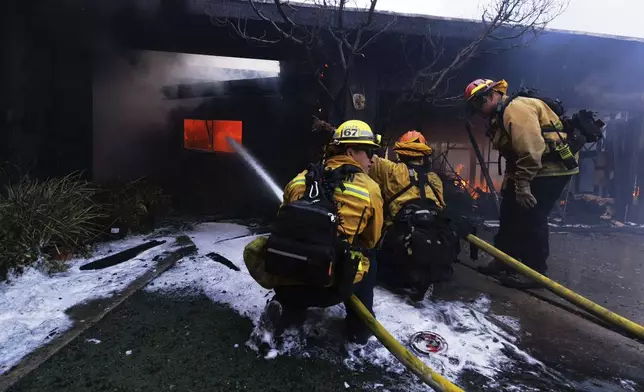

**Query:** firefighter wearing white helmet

left=465, top=78, right=579, bottom=289
left=244, top=119, right=383, bottom=345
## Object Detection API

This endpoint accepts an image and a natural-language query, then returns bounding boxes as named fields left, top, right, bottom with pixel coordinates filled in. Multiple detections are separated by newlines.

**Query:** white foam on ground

left=620, top=379, right=638, bottom=391
left=0, top=234, right=173, bottom=374
left=347, top=291, right=541, bottom=382
left=85, top=338, right=102, bottom=344
left=149, top=223, right=543, bottom=388
left=149, top=223, right=271, bottom=321
left=493, top=315, right=522, bottom=333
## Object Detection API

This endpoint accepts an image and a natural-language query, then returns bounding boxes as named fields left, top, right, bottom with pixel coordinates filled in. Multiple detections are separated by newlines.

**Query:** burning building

left=3, top=0, right=644, bottom=223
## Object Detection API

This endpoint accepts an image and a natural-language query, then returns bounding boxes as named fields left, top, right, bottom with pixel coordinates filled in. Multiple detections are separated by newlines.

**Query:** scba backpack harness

left=496, top=87, right=605, bottom=170
left=382, top=164, right=459, bottom=298
left=265, top=162, right=367, bottom=300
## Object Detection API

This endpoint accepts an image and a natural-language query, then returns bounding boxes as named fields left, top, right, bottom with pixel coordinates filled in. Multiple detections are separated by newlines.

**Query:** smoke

left=168, top=54, right=279, bottom=83
left=93, top=50, right=181, bottom=181
left=92, top=49, right=280, bottom=182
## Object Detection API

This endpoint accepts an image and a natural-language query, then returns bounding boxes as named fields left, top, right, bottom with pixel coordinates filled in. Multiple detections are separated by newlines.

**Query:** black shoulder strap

left=387, top=170, right=415, bottom=207
left=496, top=98, right=514, bottom=134
left=424, top=172, right=441, bottom=204
left=303, top=162, right=325, bottom=201
left=414, top=166, right=427, bottom=200
left=323, top=164, right=361, bottom=194
left=415, top=164, right=442, bottom=205
left=497, top=88, right=566, bottom=134
left=386, top=163, right=441, bottom=211
left=496, top=88, right=534, bottom=133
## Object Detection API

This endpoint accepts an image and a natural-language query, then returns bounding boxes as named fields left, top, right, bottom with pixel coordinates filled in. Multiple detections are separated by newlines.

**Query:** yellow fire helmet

left=331, top=120, right=381, bottom=148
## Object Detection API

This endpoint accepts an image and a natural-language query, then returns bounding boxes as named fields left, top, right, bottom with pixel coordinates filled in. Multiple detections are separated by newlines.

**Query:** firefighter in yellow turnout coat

left=370, top=131, right=445, bottom=223
left=244, top=120, right=383, bottom=344
left=465, top=79, right=578, bottom=288
left=369, top=131, right=460, bottom=300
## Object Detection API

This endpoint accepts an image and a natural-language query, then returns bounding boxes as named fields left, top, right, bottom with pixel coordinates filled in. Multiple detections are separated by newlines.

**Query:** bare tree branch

left=208, top=0, right=566, bottom=127
left=361, top=0, right=378, bottom=28
left=209, top=0, right=394, bottom=121
left=246, top=0, right=304, bottom=44
left=338, top=0, right=346, bottom=29
left=273, top=0, right=297, bottom=27
left=396, top=0, right=569, bottom=104
left=356, top=15, right=397, bottom=53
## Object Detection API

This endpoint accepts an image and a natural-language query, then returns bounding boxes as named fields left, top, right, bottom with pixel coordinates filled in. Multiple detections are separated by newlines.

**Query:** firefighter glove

left=515, top=180, right=537, bottom=209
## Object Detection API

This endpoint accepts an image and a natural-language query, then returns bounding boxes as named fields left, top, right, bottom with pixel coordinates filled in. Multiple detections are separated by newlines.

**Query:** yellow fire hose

left=347, top=295, right=464, bottom=392
left=466, top=234, right=644, bottom=340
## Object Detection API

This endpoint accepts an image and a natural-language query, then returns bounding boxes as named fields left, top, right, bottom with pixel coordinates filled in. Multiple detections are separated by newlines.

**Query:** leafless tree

left=396, top=0, right=569, bottom=106
left=204, top=0, right=567, bottom=127
left=206, top=0, right=396, bottom=120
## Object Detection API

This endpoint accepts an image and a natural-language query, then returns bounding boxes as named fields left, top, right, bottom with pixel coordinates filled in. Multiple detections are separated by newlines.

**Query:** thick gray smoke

left=92, top=49, right=279, bottom=182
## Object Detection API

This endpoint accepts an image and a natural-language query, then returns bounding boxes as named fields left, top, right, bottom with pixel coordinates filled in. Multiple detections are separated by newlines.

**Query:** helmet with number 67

left=331, top=120, right=381, bottom=148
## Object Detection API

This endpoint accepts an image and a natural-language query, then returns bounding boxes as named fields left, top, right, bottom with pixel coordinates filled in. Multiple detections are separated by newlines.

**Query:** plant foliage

left=0, top=173, right=102, bottom=279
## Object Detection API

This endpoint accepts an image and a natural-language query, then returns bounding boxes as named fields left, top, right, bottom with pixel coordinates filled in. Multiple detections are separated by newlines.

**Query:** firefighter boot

left=262, top=300, right=283, bottom=328
left=499, top=272, right=542, bottom=290
left=477, top=259, right=508, bottom=277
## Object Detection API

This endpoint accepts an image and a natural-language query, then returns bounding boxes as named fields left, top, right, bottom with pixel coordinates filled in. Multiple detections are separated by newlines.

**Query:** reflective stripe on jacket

left=492, top=96, right=580, bottom=182
left=283, top=155, right=384, bottom=283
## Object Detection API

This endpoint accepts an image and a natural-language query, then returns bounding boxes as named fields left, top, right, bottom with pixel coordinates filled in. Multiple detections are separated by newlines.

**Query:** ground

left=2, top=224, right=643, bottom=392
left=548, top=232, right=644, bottom=325
left=9, top=292, right=395, bottom=392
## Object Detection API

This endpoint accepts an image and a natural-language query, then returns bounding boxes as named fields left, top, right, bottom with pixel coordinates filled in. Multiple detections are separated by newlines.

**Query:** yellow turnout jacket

left=370, top=157, right=445, bottom=225
left=491, top=96, right=579, bottom=183
left=244, top=155, right=383, bottom=288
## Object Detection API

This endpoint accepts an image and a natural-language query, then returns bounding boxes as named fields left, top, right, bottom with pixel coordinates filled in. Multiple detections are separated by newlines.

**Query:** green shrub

left=95, top=178, right=172, bottom=236
left=0, top=173, right=102, bottom=279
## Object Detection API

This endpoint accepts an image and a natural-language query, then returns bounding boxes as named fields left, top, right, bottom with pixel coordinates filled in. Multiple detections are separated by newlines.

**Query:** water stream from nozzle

left=226, top=137, right=284, bottom=203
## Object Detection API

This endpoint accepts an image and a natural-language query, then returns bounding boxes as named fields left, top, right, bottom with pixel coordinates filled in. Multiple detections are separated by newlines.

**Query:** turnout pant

left=494, top=176, right=571, bottom=274
left=274, top=256, right=377, bottom=332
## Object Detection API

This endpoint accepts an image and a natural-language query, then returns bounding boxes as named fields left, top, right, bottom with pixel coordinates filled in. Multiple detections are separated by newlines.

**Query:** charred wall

left=1, top=0, right=94, bottom=180
left=92, top=49, right=319, bottom=217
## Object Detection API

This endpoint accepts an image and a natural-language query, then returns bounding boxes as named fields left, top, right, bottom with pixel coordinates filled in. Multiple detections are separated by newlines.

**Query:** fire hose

left=349, top=233, right=644, bottom=392
left=228, top=138, right=465, bottom=391
left=228, top=137, right=642, bottom=390
left=346, top=296, right=465, bottom=392
left=465, top=234, right=644, bottom=340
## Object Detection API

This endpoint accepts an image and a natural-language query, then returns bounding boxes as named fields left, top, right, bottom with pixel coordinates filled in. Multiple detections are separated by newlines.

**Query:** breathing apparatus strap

left=386, top=181, right=414, bottom=217
left=385, top=158, right=439, bottom=212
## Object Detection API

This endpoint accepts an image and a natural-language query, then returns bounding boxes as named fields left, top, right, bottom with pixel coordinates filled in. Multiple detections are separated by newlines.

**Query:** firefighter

left=371, top=131, right=446, bottom=220
left=244, top=120, right=383, bottom=344
left=369, top=131, right=461, bottom=300
left=464, top=79, right=579, bottom=288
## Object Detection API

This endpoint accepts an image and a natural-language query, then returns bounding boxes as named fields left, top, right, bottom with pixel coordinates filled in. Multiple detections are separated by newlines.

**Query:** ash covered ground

left=3, top=223, right=643, bottom=392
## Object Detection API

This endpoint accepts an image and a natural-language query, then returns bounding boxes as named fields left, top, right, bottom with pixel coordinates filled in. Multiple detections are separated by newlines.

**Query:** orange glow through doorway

left=183, top=119, right=242, bottom=153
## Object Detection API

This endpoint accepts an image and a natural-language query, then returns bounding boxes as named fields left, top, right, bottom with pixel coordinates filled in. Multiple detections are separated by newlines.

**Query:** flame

left=452, top=163, right=491, bottom=200
left=183, top=119, right=242, bottom=153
